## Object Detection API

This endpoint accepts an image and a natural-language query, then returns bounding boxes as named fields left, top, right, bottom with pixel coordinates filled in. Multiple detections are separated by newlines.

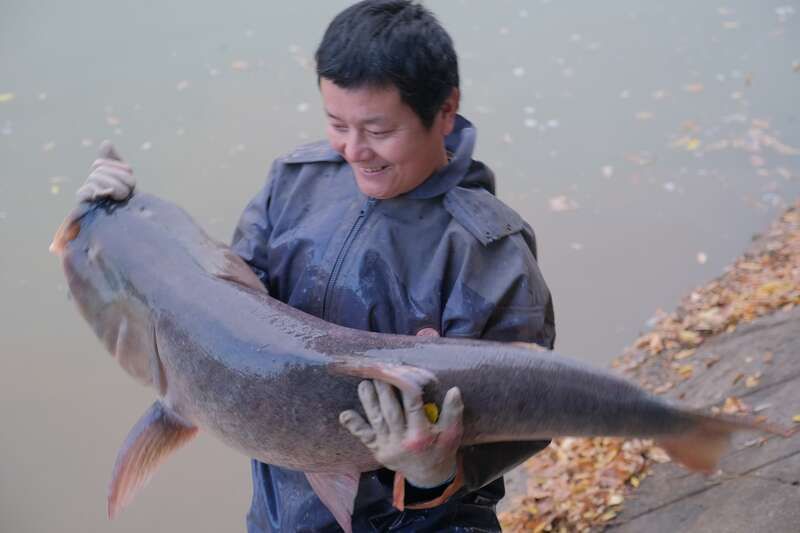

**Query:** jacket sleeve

left=401, top=229, right=555, bottom=508
left=230, top=161, right=279, bottom=290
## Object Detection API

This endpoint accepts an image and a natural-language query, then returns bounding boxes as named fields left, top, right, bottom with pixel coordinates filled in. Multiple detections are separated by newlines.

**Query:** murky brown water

left=2, top=1, right=798, bottom=531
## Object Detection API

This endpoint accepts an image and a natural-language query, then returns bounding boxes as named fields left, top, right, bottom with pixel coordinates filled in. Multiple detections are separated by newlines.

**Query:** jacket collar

left=402, top=114, right=480, bottom=200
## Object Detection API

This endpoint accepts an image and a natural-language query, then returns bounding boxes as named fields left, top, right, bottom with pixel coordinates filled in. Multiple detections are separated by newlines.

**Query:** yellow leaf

left=0, top=93, right=15, bottom=103
left=744, top=374, right=761, bottom=388
left=686, top=138, right=701, bottom=151
left=600, top=511, right=618, bottom=522
left=722, top=396, right=748, bottom=414
left=677, top=364, right=694, bottom=379
left=793, top=415, right=800, bottom=423
left=678, top=330, right=702, bottom=344
left=423, top=402, right=439, bottom=423
left=630, top=476, right=640, bottom=488
left=674, top=349, right=695, bottom=360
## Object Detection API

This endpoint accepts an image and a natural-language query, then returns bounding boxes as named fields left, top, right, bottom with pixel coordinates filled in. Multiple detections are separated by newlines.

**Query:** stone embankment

left=500, top=201, right=800, bottom=532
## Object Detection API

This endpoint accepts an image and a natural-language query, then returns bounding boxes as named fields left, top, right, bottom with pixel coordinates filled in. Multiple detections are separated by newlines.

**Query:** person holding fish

left=78, top=0, right=556, bottom=530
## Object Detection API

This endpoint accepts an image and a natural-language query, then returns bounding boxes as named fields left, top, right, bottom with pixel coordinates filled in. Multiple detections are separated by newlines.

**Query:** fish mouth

left=50, top=203, right=92, bottom=255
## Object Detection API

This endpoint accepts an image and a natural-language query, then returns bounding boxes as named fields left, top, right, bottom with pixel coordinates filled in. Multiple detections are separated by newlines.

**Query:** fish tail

left=657, top=411, right=791, bottom=474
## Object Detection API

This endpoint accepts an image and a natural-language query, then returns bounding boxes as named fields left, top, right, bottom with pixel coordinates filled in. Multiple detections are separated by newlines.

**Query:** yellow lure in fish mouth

left=423, top=402, right=439, bottom=423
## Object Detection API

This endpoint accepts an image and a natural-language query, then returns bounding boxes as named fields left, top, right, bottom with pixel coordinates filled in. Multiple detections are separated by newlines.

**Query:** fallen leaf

left=647, top=447, right=670, bottom=463
left=793, top=415, right=800, bottom=423
left=744, top=373, right=761, bottom=388
left=0, top=93, right=15, bottom=103
left=674, top=349, right=695, bottom=360
left=653, top=382, right=674, bottom=395
left=676, top=364, right=694, bottom=379
left=678, top=330, right=702, bottom=345
left=683, top=83, right=705, bottom=93
left=722, top=396, right=749, bottom=414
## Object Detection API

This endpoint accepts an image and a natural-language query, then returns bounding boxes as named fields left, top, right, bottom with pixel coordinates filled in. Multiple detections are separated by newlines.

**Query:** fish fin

left=657, top=411, right=791, bottom=474
left=107, top=308, right=164, bottom=394
left=305, top=471, right=360, bottom=533
left=212, top=247, right=268, bottom=294
left=107, top=401, right=198, bottom=519
left=329, top=357, right=438, bottom=397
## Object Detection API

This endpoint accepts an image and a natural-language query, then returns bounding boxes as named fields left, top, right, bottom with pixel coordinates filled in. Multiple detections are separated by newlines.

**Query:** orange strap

left=392, top=455, right=464, bottom=511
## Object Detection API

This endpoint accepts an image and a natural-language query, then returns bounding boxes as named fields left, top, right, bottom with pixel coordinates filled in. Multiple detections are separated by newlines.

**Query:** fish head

left=52, top=199, right=160, bottom=386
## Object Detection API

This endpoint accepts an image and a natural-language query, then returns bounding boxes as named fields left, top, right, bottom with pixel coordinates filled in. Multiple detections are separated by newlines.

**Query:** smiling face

left=320, top=78, right=459, bottom=199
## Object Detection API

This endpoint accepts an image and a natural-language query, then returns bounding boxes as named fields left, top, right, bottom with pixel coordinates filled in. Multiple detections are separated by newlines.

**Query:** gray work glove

left=339, top=379, right=464, bottom=489
left=76, top=141, right=136, bottom=202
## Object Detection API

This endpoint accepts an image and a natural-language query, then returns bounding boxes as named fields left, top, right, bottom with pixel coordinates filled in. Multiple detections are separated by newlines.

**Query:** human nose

left=342, top=130, right=374, bottom=163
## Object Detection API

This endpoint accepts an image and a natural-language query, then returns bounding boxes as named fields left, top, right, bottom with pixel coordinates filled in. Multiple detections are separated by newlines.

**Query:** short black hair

left=315, top=0, right=459, bottom=129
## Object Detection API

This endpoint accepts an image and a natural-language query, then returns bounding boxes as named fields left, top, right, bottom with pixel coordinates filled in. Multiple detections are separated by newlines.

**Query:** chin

left=356, top=182, right=393, bottom=200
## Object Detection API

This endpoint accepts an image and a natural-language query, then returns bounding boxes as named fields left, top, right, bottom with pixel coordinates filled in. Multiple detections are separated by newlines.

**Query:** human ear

left=439, top=88, right=460, bottom=136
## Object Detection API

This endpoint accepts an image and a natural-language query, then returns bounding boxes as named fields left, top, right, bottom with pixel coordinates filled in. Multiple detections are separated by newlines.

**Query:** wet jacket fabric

left=231, top=115, right=555, bottom=532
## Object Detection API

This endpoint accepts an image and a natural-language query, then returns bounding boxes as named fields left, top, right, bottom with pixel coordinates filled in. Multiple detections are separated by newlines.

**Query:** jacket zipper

left=322, top=198, right=377, bottom=320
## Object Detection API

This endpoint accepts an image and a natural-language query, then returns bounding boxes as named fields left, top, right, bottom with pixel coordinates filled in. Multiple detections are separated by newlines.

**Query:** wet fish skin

left=52, top=194, right=782, bottom=532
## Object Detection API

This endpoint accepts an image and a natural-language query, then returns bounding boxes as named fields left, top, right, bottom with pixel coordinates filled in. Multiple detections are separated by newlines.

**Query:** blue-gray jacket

left=231, top=115, right=555, bottom=532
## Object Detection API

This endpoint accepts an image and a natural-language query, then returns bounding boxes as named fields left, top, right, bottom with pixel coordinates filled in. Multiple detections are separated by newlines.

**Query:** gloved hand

left=76, top=140, right=135, bottom=202
left=339, top=379, right=464, bottom=488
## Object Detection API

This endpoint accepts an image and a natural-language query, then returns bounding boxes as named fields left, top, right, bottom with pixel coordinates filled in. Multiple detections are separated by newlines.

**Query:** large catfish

left=51, top=193, right=785, bottom=532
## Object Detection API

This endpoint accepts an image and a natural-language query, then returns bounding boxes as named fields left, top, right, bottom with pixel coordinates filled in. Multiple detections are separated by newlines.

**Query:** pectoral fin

left=206, top=246, right=268, bottom=294
left=329, top=357, right=438, bottom=398
left=305, top=471, right=360, bottom=533
left=107, top=401, right=198, bottom=519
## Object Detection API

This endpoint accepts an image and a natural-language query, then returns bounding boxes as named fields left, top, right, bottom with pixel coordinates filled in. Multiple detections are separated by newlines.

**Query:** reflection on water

left=1, top=1, right=798, bottom=531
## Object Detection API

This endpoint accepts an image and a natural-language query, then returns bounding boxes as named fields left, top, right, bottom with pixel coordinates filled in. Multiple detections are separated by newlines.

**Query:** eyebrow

left=325, top=110, right=389, bottom=126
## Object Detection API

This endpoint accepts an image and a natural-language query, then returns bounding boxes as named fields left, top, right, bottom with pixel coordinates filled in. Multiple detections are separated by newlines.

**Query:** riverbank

left=499, top=199, right=800, bottom=532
